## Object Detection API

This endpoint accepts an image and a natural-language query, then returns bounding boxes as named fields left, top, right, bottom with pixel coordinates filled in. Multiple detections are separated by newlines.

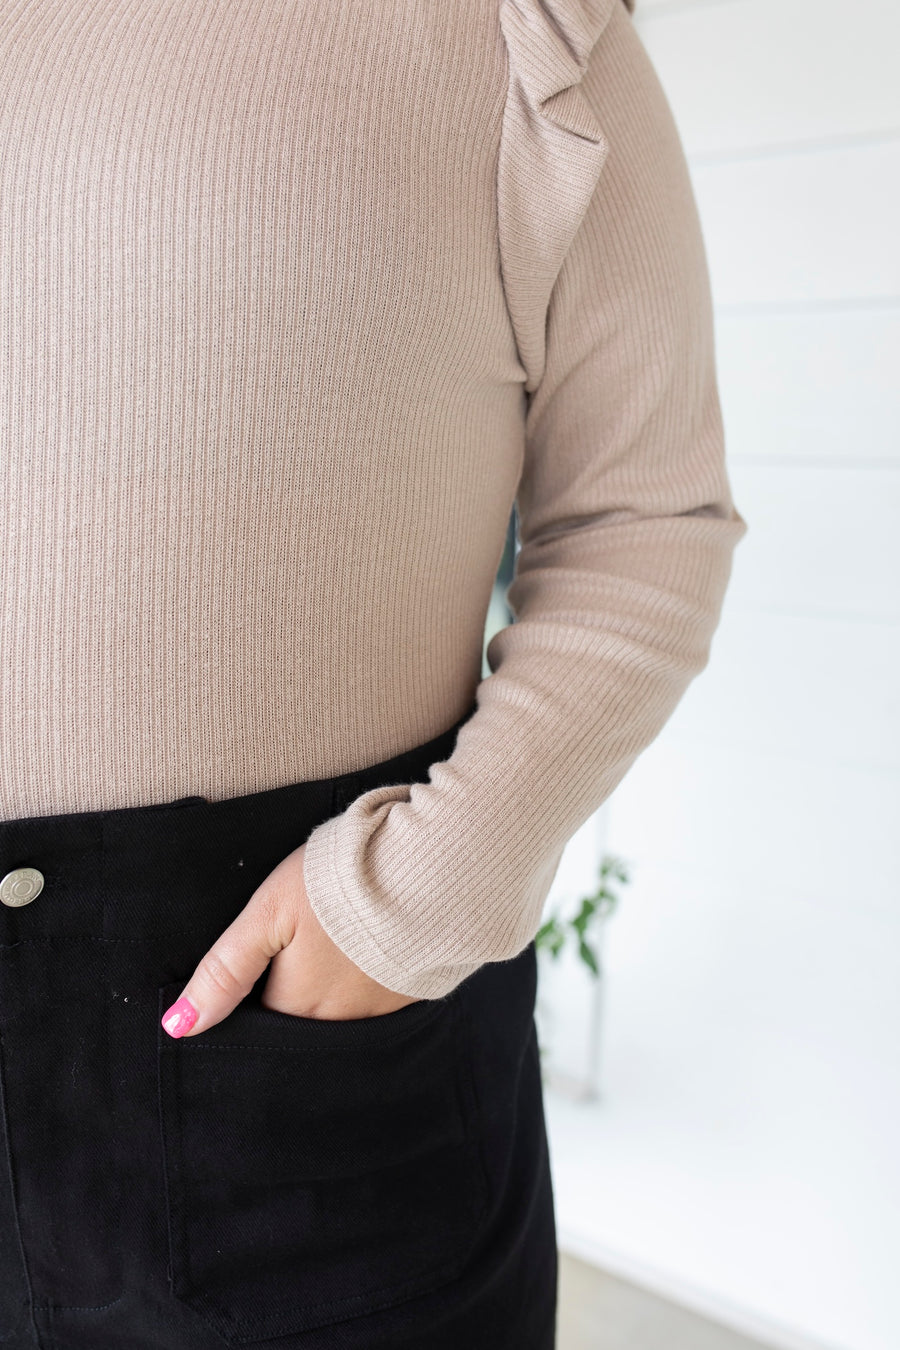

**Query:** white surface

left=692, top=140, right=900, bottom=307
left=638, top=0, right=900, bottom=156
left=558, top=1249, right=778, bottom=1350
left=720, top=463, right=900, bottom=620
left=715, top=308, right=900, bottom=467
left=540, top=3, right=900, bottom=1349
left=544, top=858, right=900, bottom=1350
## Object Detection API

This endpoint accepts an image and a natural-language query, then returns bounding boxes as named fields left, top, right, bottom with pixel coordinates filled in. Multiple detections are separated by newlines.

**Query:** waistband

left=0, top=699, right=478, bottom=945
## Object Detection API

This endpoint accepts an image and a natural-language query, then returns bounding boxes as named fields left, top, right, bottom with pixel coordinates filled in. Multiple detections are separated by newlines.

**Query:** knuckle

left=195, top=950, right=244, bottom=1003
left=257, top=887, right=284, bottom=939
left=257, top=882, right=296, bottom=947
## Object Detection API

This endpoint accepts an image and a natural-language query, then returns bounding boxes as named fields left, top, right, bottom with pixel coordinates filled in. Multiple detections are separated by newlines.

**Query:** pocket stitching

left=159, top=980, right=449, bottom=1051
left=156, top=985, right=490, bottom=1342
left=157, top=1020, right=197, bottom=1304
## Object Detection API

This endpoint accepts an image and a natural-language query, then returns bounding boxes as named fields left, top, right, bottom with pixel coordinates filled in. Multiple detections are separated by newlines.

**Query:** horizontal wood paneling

left=635, top=0, right=900, bottom=156
left=607, top=731, right=900, bottom=918
left=720, top=464, right=900, bottom=619
left=669, top=607, right=900, bottom=770
left=692, top=141, right=900, bottom=305
left=716, top=308, right=900, bottom=465
left=550, top=5, right=900, bottom=1348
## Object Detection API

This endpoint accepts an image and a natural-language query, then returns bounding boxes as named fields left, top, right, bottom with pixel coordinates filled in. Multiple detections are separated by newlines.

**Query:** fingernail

left=162, top=997, right=198, bottom=1039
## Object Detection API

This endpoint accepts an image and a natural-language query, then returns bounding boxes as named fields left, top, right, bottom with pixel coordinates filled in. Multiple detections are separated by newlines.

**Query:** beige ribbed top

left=1, top=0, right=747, bottom=998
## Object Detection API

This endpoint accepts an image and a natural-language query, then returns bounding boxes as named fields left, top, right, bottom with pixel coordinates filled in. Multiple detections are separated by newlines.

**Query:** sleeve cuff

left=301, top=800, right=486, bottom=1001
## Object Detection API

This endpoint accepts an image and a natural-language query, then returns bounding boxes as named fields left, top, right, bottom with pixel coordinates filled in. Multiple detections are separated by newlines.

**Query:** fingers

left=158, top=840, right=424, bottom=1034
left=161, top=884, right=290, bottom=1039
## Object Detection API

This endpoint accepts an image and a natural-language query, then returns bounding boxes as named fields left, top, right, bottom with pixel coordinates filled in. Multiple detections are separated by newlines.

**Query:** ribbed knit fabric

left=1, top=0, right=747, bottom=999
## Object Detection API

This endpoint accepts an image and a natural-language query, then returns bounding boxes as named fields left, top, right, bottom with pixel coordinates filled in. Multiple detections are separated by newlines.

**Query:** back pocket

left=156, top=980, right=490, bottom=1345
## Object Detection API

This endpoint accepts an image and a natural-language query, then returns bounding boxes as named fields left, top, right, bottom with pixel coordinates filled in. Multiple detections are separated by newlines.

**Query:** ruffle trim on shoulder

left=497, top=0, right=622, bottom=392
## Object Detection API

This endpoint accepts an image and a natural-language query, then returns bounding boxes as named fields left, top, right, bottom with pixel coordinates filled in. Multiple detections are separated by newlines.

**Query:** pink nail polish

left=162, top=997, right=198, bottom=1038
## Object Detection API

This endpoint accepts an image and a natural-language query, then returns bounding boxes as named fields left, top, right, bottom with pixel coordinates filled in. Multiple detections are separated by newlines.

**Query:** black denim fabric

left=0, top=703, right=558, bottom=1349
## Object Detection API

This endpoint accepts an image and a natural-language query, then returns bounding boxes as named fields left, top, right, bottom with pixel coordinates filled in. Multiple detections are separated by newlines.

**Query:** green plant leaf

left=578, top=939, right=600, bottom=977
left=536, top=851, right=631, bottom=969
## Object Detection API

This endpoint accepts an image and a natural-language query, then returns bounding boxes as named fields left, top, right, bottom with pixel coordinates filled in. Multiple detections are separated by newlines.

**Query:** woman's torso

left=0, top=0, right=527, bottom=817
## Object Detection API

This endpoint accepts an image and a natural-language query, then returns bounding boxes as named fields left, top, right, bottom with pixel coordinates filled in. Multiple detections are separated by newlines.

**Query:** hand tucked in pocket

left=160, top=841, right=420, bottom=1038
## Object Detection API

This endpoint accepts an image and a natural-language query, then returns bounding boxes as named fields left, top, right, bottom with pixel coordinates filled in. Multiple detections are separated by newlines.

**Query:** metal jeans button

left=0, top=867, right=45, bottom=907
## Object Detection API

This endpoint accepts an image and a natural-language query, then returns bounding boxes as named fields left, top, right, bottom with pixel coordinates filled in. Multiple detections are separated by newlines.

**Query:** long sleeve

left=300, top=0, right=749, bottom=1001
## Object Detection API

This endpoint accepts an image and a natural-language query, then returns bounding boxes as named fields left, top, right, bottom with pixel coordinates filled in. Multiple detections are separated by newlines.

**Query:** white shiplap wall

left=543, top=3, right=900, bottom=1349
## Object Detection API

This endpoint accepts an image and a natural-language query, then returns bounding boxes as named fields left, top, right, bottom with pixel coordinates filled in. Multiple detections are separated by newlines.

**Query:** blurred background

left=483, top=2, right=899, bottom=1348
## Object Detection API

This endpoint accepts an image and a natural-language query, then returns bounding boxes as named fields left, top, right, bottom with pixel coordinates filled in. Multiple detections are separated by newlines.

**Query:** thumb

left=161, top=893, right=287, bottom=1039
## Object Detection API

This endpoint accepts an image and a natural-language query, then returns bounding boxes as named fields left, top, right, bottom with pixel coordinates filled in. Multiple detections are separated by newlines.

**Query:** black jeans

left=0, top=706, right=558, bottom=1349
